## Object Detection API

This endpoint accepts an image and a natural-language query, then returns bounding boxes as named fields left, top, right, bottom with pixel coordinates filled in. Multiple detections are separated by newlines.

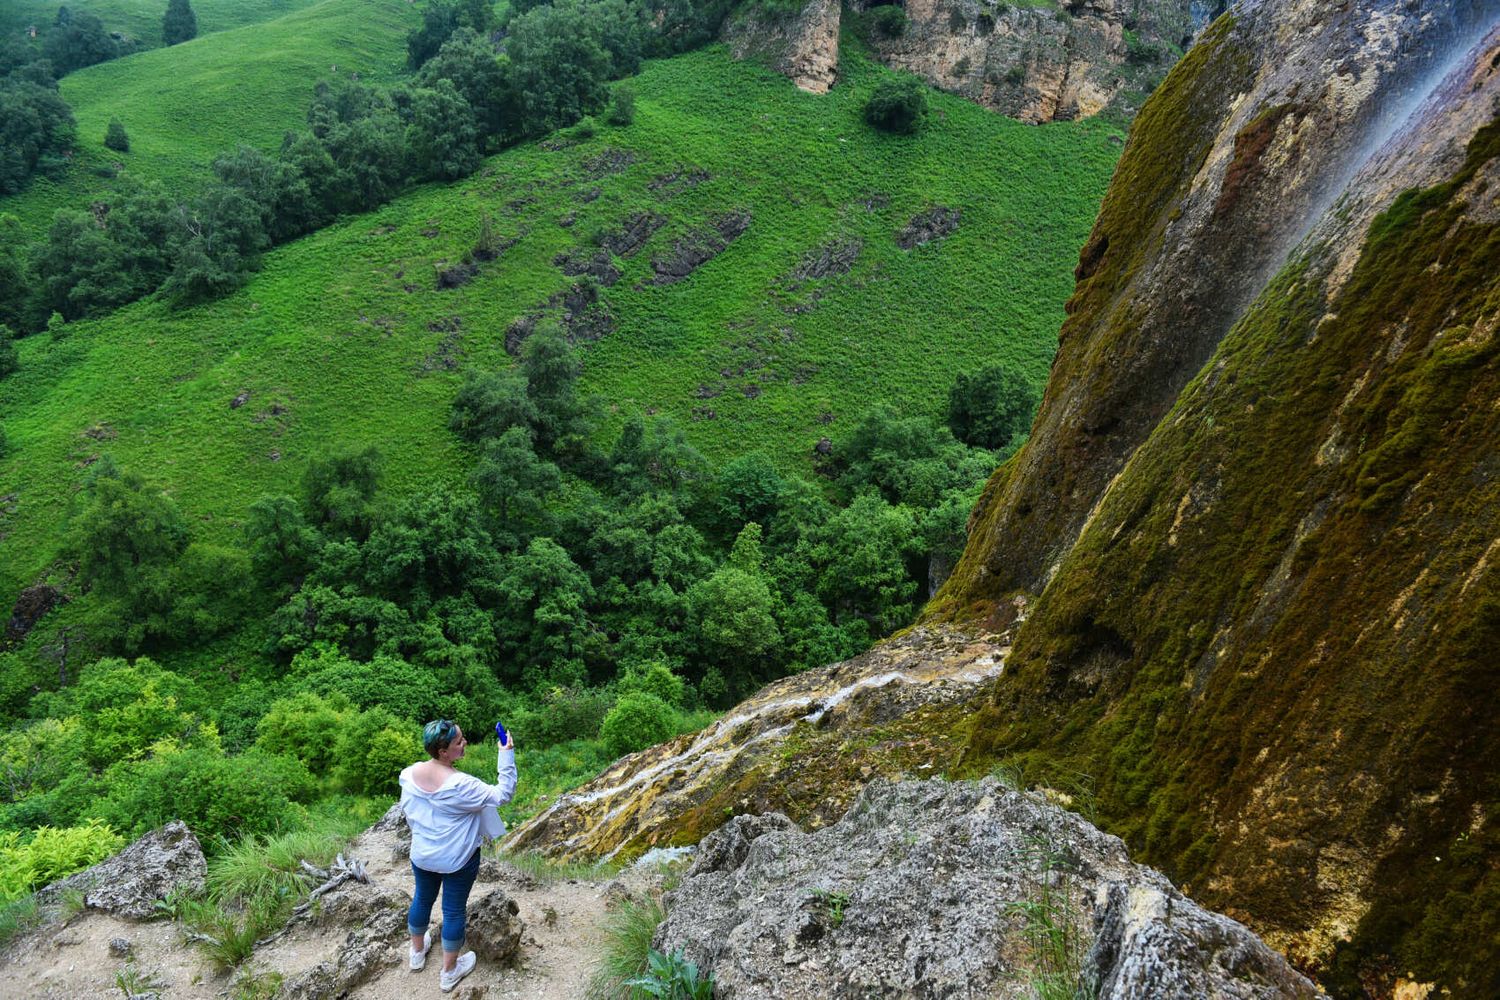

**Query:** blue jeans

left=408, top=848, right=481, bottom=953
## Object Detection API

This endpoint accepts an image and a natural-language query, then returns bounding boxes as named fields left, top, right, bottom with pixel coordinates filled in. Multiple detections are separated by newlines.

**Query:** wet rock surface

left=37, top=821, right=206, bottom=919
left=658, top=780, right=1324, bottom=1000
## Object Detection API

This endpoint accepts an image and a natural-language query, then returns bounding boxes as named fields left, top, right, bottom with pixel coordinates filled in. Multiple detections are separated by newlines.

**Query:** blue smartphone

left=495, top=721, right=508, bottom=747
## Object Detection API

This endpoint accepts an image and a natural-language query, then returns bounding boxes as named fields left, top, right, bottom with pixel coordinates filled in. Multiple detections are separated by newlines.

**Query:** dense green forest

left=0, top=0, right=1119, bottom=955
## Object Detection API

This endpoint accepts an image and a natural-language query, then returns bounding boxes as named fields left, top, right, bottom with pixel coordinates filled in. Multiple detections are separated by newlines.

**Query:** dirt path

left=0, top=821, right=636, bottom=999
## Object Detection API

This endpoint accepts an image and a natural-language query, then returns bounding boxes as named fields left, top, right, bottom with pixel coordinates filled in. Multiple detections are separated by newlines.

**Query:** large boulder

left=445, top=888, right=524, bottom=965
left=36, top=820, right=205, bottom=919
left=656, top=779, right=1323, bottom=999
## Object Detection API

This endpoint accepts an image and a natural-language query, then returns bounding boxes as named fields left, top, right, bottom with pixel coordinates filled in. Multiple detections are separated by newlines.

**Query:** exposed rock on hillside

left=36, top=821, right=205, bottom=919
left=506, top=625, right=1005, bottom=857
left=659, top=779, right=1324, bottom=999
left=724, top=0, right=1195, bottom=122
left=722, top=0, right=841, bottom=95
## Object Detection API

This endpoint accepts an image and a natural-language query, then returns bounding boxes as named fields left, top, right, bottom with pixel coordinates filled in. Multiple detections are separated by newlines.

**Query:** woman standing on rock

left=400, top=720, right=517, bottom=993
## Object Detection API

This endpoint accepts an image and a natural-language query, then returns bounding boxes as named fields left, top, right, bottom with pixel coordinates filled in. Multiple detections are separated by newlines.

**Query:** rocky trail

left=0, top=817, right=649, bottom=1000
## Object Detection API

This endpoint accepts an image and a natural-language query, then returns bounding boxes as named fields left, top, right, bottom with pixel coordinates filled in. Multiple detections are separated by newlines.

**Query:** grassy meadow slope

left=0, top=0, right=417, bottom=236
left=0, top=0, right=325, bottom=51
left=0, top=44, right=1120, bottom=603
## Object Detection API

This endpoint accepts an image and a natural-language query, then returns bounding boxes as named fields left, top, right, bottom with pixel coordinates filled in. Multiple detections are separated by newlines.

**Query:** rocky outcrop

left=658, top=779, right=1324, bottom=998
left=723, top=0, right=1195, bottom=123
left=36, top=821, right=206, bottom=919
left=722, top=0, right=841, bottom=95
left=279, top=926, right=400, bottom=1000
left=861, top=0, right=1192, bottom=123
left=460, top=889, right=525, bottom=964
left=505, top=625, right=1006, bottom=858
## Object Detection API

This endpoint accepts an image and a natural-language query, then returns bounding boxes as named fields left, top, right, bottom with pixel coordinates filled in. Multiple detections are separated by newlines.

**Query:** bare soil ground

left=0, top=821, right=630, bottom=999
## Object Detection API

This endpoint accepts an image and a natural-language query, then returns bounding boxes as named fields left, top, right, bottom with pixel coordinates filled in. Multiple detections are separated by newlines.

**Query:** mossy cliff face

left=934, top=0, right=1498, bottom=617
left=947, top=16, right=1500, bottom=998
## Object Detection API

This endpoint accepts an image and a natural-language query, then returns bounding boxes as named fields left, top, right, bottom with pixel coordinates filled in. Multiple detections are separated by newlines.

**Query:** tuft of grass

left=205, top=823, right=358, bottom=903
left=500, top=850, right=627, bottom=885
left=228, top=967, right=283, bottom=1000
left=114, top=960, right=165, bottom=997
left=587, top=894, right=667, bottom=1000
left=58, top=886, right=87, bottom=921
left=0, top=894, right=42, bottom=950
left=179, top=889, right=294, bottom=975
left=1006, top=837, right=1095, bottom=1000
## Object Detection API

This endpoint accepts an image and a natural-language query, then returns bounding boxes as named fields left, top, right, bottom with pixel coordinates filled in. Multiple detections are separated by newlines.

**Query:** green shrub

left=290, top=646, right=443, bottom=722
left=515, top=685, right=613, bottom=747
left=866, top=5, right=908, bottom=38
left=253, top=691, right=355, bottom=771
left=43, top=657, right=212, bottom=768
left=947, top=363, right=1039, bottom=449
left=864, top=77, right=927, bottom=134
left=96, top=748, right=314, bottom=846
left=606, top=85, right=636, bottom=126
left=333, top=707, right=420, bottom=795
left=0, top=820, right=124, bottom=899
left=618, top=661, right=686, bottom=708
left=104, top=118, right=129, bottom=153
left=600, top=692, right=676, bottom=758
left=0, top=717, right=83, bottom=805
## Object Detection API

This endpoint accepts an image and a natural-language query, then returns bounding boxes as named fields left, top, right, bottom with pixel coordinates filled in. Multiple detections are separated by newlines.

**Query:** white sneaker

left=410, top=930, right=432, bottom=971
left=439, top=951, right=476, bottom=992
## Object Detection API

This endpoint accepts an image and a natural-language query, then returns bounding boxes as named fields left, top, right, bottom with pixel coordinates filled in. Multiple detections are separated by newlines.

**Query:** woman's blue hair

left=422, top=719, right=458, bottom=757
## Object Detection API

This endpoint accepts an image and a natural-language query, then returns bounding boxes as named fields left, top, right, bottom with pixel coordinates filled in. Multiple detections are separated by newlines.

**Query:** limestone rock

left=36, top=821, right=206, bottom=919
left=279, top=926, right=397, bottom=1000
left=685, top=813, right=796, bottom=879
left=373, top=802, right=412, bottom=860
left=722, top=0, right=840, bottom=95
left=656, top=779, right=1323, bottom=999
left=723, top=0, right=1194, bottom=122
left=310, top=881, right=411, bottom=938
left=462, top=889, right=524, bottom=964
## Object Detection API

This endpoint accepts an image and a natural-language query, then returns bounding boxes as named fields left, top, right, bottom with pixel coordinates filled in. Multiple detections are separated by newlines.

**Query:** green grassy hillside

left=0, top=0, right=324, bottom=52
left=0, top=43, right=1119, bottom=601
left=0, top=0, right=417, bottom=236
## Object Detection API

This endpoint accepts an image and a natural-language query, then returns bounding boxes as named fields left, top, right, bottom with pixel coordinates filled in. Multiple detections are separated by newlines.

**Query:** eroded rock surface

left=723, top=0, right=1193, bottom=121
left=658, top=780, right=1323, bottom=999
left=648, top=210, right=752, bottom=284
left=722, top=0, right=841, bottom=95
left=37, top=821, right=205, bottom=919
left=505, top=625, right=1006, bottom=859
